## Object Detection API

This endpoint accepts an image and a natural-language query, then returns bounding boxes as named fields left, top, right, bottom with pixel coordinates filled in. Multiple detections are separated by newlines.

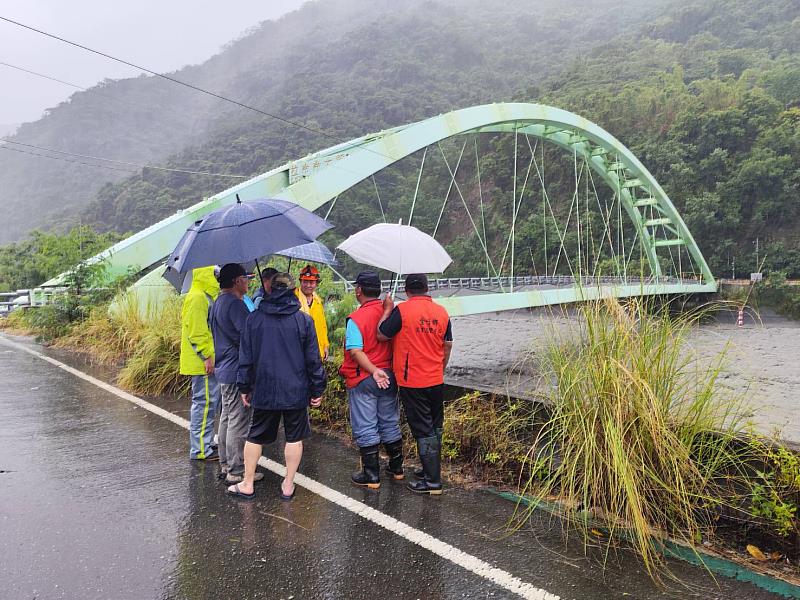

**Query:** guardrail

left=0, top=287, right=69, bottom=316
left=330, top=275, right=701, bottom=292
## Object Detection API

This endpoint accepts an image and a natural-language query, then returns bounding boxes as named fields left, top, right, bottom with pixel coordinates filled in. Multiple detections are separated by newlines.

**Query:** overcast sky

left=0, top=0, right=307, bottom=128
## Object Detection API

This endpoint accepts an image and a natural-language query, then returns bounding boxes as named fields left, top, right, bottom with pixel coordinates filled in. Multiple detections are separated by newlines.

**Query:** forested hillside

left=3, top=0, right=800, bottom=278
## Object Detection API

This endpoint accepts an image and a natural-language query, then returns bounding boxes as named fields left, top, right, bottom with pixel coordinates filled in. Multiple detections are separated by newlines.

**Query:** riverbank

left=447, top=307, right=800, bottom=448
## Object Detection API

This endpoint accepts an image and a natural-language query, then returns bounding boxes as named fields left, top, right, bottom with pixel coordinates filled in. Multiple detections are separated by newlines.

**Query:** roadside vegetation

left=1, top=240, right=797, bottom=583
left=514, top=299, right=782, bottom=581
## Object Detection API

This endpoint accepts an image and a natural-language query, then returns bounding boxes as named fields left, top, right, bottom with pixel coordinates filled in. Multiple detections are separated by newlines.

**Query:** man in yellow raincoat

left=180, top=265, right=221, bottom=460
left=295, top=264, right=329, bottom=360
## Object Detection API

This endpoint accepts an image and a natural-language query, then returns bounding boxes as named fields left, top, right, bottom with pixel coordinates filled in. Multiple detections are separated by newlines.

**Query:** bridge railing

left=345, top=275, right=701, bottom=293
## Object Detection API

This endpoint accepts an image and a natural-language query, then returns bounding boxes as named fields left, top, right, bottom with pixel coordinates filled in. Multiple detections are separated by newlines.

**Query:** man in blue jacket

left=211, top=263, right=263, bottom=485
left=227, top=272, right=327, bottom=500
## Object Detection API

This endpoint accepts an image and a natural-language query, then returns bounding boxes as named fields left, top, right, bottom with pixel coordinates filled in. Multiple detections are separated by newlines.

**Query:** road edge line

left=0, top=335, right=558, bottom=600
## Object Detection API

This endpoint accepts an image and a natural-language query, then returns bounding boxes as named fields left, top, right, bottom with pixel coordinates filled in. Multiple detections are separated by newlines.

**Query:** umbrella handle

left=254, top=258, right=264, bottom=294
left=391, top=273, right=400, bottom=297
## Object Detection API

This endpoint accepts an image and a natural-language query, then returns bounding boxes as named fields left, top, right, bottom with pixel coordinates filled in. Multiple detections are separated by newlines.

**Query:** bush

left=749, top=439, right=800, bottom=539
left=755, top=272, right=800, bottom=320
left=517, top=298, right=754, bottom=580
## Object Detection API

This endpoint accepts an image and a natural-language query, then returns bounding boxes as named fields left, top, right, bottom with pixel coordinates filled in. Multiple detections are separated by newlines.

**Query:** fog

left=0, top=0, right=307, bottom=127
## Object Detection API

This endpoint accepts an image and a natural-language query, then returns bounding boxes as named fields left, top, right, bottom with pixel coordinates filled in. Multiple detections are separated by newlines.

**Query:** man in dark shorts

left=378, top=273, right=453, bottom=495
left=227, top=272, right=327, bottom=500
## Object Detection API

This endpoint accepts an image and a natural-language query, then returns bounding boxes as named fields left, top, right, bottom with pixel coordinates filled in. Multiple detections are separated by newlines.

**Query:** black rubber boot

left=383, top=439, right=405, bottom=480
left=351, top=445, right=381, bottom=489
left=414, top=428, right=442, bottom=479
left=407, top=436, right=443, bottom=495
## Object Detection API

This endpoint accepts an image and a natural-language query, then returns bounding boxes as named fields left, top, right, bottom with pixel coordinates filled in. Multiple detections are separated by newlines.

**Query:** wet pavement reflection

left=0, top=338, right=784, bottom=599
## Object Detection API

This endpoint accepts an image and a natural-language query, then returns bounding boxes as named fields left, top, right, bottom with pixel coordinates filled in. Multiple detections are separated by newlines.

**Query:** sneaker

left=190, top=451, right=219, bottom=462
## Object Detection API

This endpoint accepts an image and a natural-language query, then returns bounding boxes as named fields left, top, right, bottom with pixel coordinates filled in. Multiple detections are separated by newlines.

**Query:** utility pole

left=754, top=237, right=759, bottom=272
left=732, top=255, right=736, bottom=280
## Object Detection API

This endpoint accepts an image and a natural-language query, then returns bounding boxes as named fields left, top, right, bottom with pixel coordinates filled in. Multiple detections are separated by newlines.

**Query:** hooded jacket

left=179, top=266, right=220, bottom=376
left=237, top=288, right=327, bottom=410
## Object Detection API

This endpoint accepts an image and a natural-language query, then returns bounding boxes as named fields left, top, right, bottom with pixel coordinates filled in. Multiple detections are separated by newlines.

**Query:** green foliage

left=518, top=298, right=754, bottom=580
left=749, top=440, right=800, bottom=538
left=755, top=272, right=800, bottom=319
left=0, top=225, right=122, bottom=292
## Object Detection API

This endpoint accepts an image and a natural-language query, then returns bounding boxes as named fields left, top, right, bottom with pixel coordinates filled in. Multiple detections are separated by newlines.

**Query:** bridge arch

left=46, top=103, right=716, bottom=315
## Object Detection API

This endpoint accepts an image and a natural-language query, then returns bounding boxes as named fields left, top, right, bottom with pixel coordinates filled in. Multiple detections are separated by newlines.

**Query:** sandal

left=226, top=483, right=255, bottom=500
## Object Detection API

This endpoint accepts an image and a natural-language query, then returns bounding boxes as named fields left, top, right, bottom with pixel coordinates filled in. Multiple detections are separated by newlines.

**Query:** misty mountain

left=2, top=0, right=800, bottom=278
left=0, top=0, right=669, bottom=243
left=0, top=123, right=19, bottom=137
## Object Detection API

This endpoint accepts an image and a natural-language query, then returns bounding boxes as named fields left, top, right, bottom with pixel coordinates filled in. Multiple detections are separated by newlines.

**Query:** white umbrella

left=337, top=223, right=452, bottom=274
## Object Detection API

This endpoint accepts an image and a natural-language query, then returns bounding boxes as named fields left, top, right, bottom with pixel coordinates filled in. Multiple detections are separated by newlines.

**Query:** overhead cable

left=1, top=139, right=247, bottom=178
left=0, top=15, right=347, bottom=144
left=1, top=145, right=137, bottom=173
left=0, top=60, right=199, bottom=121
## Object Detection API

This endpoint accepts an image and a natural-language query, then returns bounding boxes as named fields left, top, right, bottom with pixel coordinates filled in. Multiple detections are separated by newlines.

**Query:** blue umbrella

left=167, top=197, right=333, bottom=273
left=276, top=241, right=339, bottom=267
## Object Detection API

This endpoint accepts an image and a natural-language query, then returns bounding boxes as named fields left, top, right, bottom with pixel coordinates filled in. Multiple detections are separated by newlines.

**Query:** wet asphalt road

left=0, top=336, right=785, bottom=600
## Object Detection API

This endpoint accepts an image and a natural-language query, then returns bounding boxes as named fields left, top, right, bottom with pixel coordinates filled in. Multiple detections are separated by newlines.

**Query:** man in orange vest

left=339, top=271, right=403, bottom=489
left=378, top=273, right=453, bottom=495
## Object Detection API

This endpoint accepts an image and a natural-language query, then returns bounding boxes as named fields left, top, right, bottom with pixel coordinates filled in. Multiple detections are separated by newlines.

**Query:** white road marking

left=0, top=335, right=559, bottom=600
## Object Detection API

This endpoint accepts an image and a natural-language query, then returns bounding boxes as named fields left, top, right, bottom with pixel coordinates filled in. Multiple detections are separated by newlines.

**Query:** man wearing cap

left=179, top=265, right=222, bottom=461
left=228, top=272, right=327, bottom=500
left=377, top=273, right=453, bottom=495
left=210, top=264, right=263, bottom=484
left=296, top=264, right=329, bottom=360
left=340, top=271, right=403, bottom=489
left=295, top=265, right=329, bottom=360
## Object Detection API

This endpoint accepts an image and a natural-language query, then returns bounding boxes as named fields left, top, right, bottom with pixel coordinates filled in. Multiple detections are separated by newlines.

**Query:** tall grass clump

left=117, top=295, right=186, bottom=396
left=520, top=298, right=753, bottom=580
left=55, top=291, right=148, bottom=363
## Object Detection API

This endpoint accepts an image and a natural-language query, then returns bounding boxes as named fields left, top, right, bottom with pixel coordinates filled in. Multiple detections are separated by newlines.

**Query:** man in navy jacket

left=227, top=273, right=327, bottom=500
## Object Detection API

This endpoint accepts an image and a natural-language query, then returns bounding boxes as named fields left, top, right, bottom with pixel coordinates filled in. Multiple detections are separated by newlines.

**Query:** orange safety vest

left=339, top=299, right=393, bottom=388
left=392, top=295, right=450, bottom=388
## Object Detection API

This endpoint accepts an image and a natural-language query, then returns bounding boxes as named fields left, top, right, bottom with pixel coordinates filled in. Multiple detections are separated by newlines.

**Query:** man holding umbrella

left=378, top=274, right=453, bottom=495
left=180, top=265, right=222, bottom=461
left=211, top=264, right=263, bottom=484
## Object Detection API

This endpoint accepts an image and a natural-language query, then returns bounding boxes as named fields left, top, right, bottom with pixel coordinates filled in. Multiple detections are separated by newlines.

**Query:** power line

left=1, top=139, right=248, bottom=178
left=1, top=145, right=137, bottom=174
left=0, top=15, right=347, bottom=145
left=0, top=60, right=197, bottom=121
left=1, top=60, right=87, bottom=90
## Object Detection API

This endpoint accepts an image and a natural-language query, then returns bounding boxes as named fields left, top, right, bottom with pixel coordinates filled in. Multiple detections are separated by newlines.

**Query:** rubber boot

left=414, top=428, right=442, bottom=479
left=383, top=439, right=404, bottom=481
left=351, top=444, right=381, bottom=489
left=407, top=436, right=443, bottom=495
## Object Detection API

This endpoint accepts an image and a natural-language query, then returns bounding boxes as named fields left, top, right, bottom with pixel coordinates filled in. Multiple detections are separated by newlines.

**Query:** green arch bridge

left=43, top=102, right=716, bottom=317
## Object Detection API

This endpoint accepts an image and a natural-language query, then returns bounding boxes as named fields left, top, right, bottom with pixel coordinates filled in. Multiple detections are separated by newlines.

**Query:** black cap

left=218, top=263, right=247, bottom=288
left=404, top=273, right=428, bottom=291
left=353, top=271, right=381, bottom=290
